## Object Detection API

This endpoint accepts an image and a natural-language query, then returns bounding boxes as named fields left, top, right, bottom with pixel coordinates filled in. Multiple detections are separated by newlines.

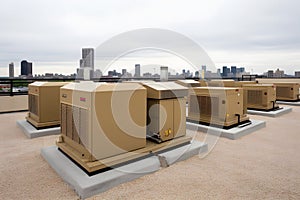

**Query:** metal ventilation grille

left=248, top=90, right=262, bottom=105
left=28, top=94, right=38, bottom=116
left=190, top=95, right=219, bottom=116
left=61, top=103, right=88, bottom=145
left=276, top=86, right=289, bottom=98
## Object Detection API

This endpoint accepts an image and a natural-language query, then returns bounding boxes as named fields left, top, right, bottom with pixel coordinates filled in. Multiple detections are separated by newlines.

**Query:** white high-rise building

left=82, top=48, right=94, bottom=70
left=134, top=64, right=141, bottom=77
left=9, top=62, right=14, bottom=78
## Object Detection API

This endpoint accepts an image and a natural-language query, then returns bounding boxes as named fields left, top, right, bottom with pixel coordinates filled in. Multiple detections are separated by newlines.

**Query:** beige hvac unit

left=26, top=81, right=68, bottom=129
left=141, top=82, right=188, bottom=143
left=187, top=87, right=250, bottom=129
left=57, top=82, right=147, bottom=165
left=242, top=84, right=278, bottom=111
left=273, top=82, right=300, bottom=101
left=208, top=79, right=236, bottom=87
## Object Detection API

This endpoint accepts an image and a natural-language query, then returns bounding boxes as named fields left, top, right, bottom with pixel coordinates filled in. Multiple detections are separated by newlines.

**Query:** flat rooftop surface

left=1, top=105, right=300, bottom=199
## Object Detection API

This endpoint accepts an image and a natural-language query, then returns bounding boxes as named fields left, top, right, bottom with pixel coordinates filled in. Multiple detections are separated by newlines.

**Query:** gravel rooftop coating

left=0, top=105, right=300, bottom=199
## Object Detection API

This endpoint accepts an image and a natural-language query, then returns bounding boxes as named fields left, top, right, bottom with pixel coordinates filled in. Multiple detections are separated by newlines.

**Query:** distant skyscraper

left=134, top=64, right=141, bottom=77
left=20, top=60, right=32, bottom=76
left=231, top=66, right=237, bottom=76
left=82, top=48, right=94, bottom=70
left=222, top=66, right=228, bottom=77
left=21, top=60, right=28, bottom=75
left=9, top=62, right=14, bottom=78
left=201, top=65, right=207, bottom=73
left=267, top=70, right=274, bottom=78
left=295, top=71, right=300, bottom=77
left=274, top=68, right=284, bottom=77
left=27, top=62, right=32, bottom=76
left=160, top=66, right=168, bottom=82
left=122, top=69, right=127, bottom=76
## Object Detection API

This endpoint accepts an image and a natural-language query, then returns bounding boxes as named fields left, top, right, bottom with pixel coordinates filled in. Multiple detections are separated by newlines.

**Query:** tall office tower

left=9, top=62, right=14, bottom=78
left=134, top=64, right=141, bottom=77
left=21, top=60, right=28, bottom=75
left=222, top=66, right=228, bottom=77
left=27, top=62, right=33, bottom=76
left=201, top=65, right=207, bottom=73
left=122, top=69, right=127, bottom=76
left=267, top=70, right=274, bottom=78
left=231, top=66, right=237, bottom=76
left=160, top=66, right=168, bottom=81
left=21, top=60, right=32, bottom=76
left=295, top=71, right=300, bottom=77
left=82, top=48, right=94, bottom=70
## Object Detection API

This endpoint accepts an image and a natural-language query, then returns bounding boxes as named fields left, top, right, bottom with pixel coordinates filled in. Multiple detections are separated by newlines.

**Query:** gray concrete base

left=16, top=120, right=60, bottom=139
left=41, top=141, right=207, bottom=199
left=186, top=120, right=266, bottom=140
left=277, top=101, right=300, bottom=106
left=247, top=107, right=292, bottom=117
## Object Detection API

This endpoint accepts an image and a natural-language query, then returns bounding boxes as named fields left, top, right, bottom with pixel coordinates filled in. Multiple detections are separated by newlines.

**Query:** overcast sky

left=0, top=0, right=300, bottom=76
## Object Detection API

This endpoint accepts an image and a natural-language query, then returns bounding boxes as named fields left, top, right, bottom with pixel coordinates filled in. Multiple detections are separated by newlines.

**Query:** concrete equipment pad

left=186, top=120, right=266, bottom=140
left=16, top=120, right=60, bottom=139
left=277, top=101, right=300, bottom=106
left=41, top=141, right=207, bottom=199
left=247, top=107, right=292, bottom=117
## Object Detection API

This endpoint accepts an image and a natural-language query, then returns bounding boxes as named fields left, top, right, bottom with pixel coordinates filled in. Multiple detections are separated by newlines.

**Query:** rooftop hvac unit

left=208, top=79, right=236, bottom=87
left=26, top=81, right=68, bottom=129
left=187, top=87, right=249, bottom=128
left=141, top=82, right=188, bottom=143
left=273, top=83, right=300, bottom=101
left=57, top=82, right=147, bottom=163
left=242, top=84, right=278, bottom=111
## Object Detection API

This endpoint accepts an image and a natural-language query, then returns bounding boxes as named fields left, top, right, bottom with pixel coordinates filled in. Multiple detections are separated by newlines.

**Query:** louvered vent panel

left=248, top=90, right=262, bottom=105
left=61, top=103, right=88, bottom=145
left=190, top=95, right=219, bottom=116
left=276, top=86, right=290, bottom=98
left=29, top=94, right=38, bottom=116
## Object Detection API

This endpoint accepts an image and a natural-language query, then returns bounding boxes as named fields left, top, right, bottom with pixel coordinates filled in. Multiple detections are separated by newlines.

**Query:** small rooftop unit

left=187, top=87, right=250, bottom=129
left=141, top=82, right=188, bottom=143
left=26, top=81, right=68, bottom=129
left=242, top=84, right=278, bottom=111
left=273, top=82, right=300, bottom=101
